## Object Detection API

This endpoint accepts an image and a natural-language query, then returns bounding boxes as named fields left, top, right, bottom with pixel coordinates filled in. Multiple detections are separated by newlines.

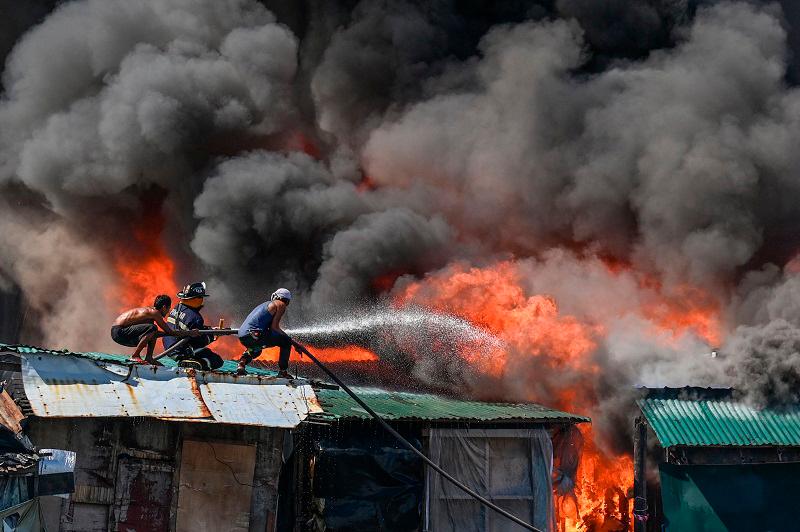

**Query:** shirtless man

left=236, top=288, right=295, bottom=377
left=111, top=295, right=198, bottom=363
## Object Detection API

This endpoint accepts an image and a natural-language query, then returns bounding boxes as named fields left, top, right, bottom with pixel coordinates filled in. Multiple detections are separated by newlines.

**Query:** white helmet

left=271, top=288, right=292, bottom=301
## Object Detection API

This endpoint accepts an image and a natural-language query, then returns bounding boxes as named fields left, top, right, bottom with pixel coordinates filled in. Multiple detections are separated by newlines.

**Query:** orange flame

left=106, top=194, right=718, bottom=529
left=599, top=257, right=723, bottom=346
left=110, top=198, right=177, bottom=312
left=392, top=259, right=720, bottom=531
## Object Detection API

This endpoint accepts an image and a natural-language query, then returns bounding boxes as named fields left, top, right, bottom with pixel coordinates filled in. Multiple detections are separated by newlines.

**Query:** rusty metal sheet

left=0, top=388, right=25, bottom=433
left=22, top=353, right=210, bottom=419
left=198, top=373, right=323, bottom=428
left=21, top=353, right=321, bottom=428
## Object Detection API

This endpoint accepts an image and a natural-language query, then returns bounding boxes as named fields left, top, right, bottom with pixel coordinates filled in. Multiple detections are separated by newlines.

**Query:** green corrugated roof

left=0, top=343, right=277, bottom=376
left=313, top=387, right=590, bottom=423
left=638, top=396, right=800, bottom=447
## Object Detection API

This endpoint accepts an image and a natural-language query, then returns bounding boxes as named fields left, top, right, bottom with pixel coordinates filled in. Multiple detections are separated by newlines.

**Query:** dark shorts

left=111, top=323, right=157, bottom=347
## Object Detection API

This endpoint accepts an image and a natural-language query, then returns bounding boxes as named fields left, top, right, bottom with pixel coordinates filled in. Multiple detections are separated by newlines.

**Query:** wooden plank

left=176, top=440, right=257, bottom=532
left=62, top=502, right=109, bottom=532
left=249, top=428, right=284, bottom=532
left=113, top=456, right=174, bottom=532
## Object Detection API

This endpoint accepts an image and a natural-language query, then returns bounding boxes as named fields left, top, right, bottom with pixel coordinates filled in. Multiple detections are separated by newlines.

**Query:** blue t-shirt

left=238, top=303, right=274, bottom=338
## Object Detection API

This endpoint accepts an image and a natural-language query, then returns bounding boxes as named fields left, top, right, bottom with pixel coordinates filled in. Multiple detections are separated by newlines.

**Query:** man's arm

left=189, top=313, right=212, bottom=345
left=271, top=303, right=287, bottom=335
left=153, top=311, right=198, bottom=337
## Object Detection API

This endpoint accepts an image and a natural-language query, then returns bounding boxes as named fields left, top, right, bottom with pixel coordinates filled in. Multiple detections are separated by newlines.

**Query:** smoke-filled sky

left=4, top=0, right=800, bottom=430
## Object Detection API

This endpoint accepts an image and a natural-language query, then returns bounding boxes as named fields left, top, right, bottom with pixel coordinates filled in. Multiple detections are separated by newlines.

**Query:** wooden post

left=633, top=416, right=648, bottom=532
left=249, top=428, right=283, bottom=532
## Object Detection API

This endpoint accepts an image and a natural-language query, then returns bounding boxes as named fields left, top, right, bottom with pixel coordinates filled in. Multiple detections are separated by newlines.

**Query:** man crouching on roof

left=237, top=288, right=295, bottom=378
left=111, top=295, right=198, bottom=364
left=163, top=282, right=225, bottom=371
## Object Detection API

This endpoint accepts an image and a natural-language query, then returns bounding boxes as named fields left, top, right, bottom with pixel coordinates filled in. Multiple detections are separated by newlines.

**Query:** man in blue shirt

left=237, top=288, right=294, bottom=377
left=163, top=282, right=224, bottom=371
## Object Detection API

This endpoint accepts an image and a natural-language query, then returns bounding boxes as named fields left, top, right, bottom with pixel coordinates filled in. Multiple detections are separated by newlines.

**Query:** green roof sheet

left=638, top=395, right=800, bottom=447
left=313, top=387, right=590, bottom=423
left=0, top=343, right=277, bottom=377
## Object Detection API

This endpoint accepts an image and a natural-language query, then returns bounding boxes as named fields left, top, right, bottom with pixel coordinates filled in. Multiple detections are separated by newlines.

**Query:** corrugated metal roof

left=2, top=344, right=588, bottom=426
left=313, top=388, right=590, bottom=423
left=197, top=373, right=322, bottom=427
left=638, top=396, right=800, bottom=447
left=20, top=352, right=321, bottom=428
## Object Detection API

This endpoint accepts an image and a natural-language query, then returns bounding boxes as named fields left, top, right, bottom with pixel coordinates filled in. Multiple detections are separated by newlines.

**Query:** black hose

left=152, top=337, right=190, bottom=361
left=291, top=340, right=542, bottom=532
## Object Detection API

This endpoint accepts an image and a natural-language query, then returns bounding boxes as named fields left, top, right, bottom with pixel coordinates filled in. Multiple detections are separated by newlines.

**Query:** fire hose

left=153, top=329, right=542, bottom=532
left=152, top=328, right=239, bottom=362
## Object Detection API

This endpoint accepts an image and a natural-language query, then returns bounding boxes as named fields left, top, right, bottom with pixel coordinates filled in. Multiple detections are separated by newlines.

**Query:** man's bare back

left=113, top=307, right=162, bottom=328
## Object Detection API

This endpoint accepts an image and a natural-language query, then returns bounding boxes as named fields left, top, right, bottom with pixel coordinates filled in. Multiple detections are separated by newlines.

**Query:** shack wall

left=26, top=417, right=285, bottom=532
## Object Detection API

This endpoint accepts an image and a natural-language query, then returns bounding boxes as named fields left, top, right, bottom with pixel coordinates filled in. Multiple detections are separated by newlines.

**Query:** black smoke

left=3, top=0, right=800, bottom=419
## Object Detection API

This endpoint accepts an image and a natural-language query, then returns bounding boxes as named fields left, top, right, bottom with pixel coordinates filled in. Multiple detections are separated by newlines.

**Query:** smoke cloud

left=3, top=0, right=800, bottom=450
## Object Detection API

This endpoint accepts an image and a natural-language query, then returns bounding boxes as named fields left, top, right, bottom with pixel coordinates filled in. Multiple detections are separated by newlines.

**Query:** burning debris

left=4, top=0, right=800, bottom=530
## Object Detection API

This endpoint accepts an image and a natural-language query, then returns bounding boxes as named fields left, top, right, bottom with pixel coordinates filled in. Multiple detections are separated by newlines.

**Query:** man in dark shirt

left=162, top=282, right=224, bottom=371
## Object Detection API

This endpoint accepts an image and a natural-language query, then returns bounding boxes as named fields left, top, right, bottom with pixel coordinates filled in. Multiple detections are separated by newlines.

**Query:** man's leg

left=132, top=333, right=153, bottom=361
left=276, top=335, right=291, bottom=372
left=236, top=335, right=262, bottom=375
left=193, top=348, right=224, bottom=371
left=262, top=331, right=293, bottom=377
left=143, top=332, right=166, bottom=363
left=128, top=324, right=157, bottom=361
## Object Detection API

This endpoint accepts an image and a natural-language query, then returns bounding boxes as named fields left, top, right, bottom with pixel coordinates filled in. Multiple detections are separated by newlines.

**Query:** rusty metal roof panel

left=22, top=353, right=212, bottom=419
left=197, top=373, right=323, bottom=428
left=20, top=352, right=318, bottom=428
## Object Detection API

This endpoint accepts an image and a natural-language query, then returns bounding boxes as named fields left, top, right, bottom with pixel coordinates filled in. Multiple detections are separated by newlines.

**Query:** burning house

left=8, top=1, right=800, bottom=531
left=0, top=343, right=589, bottom=531
left=633, top=387, right=800, bottom=531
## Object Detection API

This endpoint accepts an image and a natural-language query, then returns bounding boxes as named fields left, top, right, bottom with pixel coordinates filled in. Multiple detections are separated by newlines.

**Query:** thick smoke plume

left=4, top=0, right=800, bottom=454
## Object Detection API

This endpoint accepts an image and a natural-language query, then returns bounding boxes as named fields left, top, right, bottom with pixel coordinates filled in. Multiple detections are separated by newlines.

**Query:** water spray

left=287, top=307, right=503, bottom=349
